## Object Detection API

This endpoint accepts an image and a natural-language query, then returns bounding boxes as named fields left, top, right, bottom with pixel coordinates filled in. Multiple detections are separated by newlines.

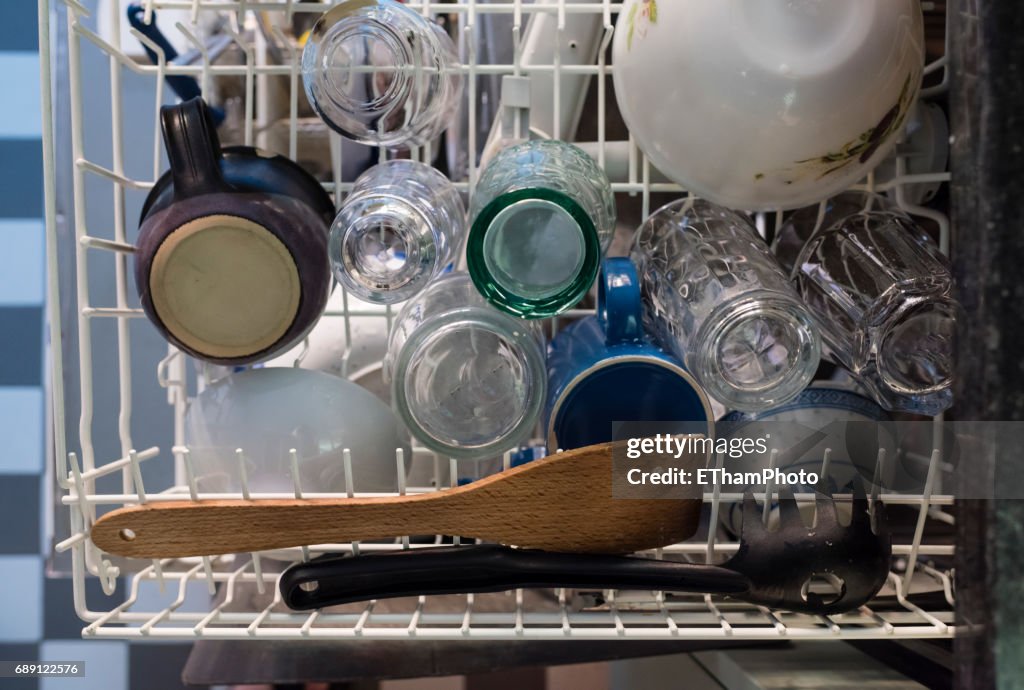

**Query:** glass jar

left=385, top=272, right=547, bottom=459
left=301, top=0, right=463, bottom=148
left=779, top=192, right=960, bottom=415
left=467, top=140, right=616, bottom=318
left=329, top=160, right=466, bottom=304
left=631, top=198, right=821, bottom=412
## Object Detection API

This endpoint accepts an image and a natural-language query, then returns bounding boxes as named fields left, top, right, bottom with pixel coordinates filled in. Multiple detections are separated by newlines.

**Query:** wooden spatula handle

left=91, top=495, right=457, bottom=559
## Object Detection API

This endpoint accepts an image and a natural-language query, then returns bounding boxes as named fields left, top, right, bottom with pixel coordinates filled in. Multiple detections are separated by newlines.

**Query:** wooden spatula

left=91, top=442, right=704, bottom=559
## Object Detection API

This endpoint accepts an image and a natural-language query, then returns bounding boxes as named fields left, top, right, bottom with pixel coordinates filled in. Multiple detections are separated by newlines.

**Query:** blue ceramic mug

left=545, top=257, right=714, bottom=451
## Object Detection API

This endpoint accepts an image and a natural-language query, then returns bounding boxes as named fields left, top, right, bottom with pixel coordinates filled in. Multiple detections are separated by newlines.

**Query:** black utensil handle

left=280, top=545, right=750, bottom=611
left=161, top=98, right=229, bottom=199
left=127, top=5, right=200, bottom=102
left=127, top=5, right=180, bottom=61
left=128, top=5, right=226, bottom=125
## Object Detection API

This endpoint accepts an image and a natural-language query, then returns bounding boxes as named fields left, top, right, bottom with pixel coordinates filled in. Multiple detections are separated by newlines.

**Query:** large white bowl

left=612, top=0, right=924, bottom=211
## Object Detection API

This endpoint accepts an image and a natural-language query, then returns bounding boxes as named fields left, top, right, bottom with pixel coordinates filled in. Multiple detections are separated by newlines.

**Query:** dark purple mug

left=135, top=97, right=333, bottom=365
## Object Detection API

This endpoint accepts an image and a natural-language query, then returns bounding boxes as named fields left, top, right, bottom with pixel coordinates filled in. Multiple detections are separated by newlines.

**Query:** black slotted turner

left=280, top=481, right=891, bottom=616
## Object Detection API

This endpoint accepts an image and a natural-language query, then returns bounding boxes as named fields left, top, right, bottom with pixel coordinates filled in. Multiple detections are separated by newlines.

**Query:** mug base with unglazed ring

left=149, top=214, right=302, bottom=361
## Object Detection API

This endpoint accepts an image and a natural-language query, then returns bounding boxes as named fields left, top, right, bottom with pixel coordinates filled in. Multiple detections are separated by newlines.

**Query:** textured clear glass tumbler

left=385, top=272, right=547, bottom=459
left=467, top=140, right=616, bottom=318
left=631, top=198, right=821, bottom=412
left=301, top=0, right=463, bottom=148
left=779, top=192, right=960, bottom=415
left=329, top=160, right=466, bottom=304
left=774, top=192, right=880, bottom=277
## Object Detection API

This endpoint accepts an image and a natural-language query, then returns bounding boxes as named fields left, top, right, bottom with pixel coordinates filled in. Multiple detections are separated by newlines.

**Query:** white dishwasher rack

left=40, top=0, right=956, bottom=640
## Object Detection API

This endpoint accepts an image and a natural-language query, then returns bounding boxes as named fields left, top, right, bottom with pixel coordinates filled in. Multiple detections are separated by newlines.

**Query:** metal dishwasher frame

left=38, top=0, right=957, bottom=640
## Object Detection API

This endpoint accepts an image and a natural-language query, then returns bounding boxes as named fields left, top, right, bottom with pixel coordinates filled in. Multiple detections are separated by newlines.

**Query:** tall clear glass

left=778, top=192, right=960, bottom=415
left=301, top=0, right=463, bottom=148
left=467, top=140, right=616, bottom=318
left=385, top=272, right=547, bottom=459
left=774, top=192, right=876, bottom=277
left=631, top=198, right=821, bottom=412
left=329, top=160, right=466, bottom=304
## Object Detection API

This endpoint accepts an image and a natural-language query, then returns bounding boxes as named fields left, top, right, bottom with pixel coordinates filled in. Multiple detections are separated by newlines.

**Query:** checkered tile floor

left=0, top=4, right=192, bottom=688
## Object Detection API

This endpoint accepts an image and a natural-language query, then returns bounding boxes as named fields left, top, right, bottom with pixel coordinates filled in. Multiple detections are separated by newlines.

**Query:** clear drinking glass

left=301, top=0, right=463, bottom=148
left=467, top=140, right=616, bottom=318
left=774, top=192, right=877, bottom=276
left=385, top=272, right=547, bottom=459
left=631, top=198, right=821, bottom=412
left=329, top=160, right=466, bottom=304
left=779, top=192, right=960, bottom=415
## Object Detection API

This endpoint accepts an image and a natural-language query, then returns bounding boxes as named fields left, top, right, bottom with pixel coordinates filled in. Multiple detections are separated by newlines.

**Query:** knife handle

left=279, top=545, right=750, bottom=610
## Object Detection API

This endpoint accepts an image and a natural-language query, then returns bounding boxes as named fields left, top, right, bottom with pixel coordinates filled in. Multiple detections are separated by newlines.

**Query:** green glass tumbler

left=467, top=140, right=615, bottom=318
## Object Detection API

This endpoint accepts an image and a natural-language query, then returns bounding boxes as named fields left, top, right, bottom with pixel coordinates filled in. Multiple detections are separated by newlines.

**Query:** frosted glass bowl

left=612, top=0, right=924, bottom=211
left=186, top=367, right=411, bottom=496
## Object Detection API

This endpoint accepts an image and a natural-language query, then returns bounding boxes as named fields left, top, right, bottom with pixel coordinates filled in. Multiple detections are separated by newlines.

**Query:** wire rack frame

left=39, top=0, right=957, bottom=640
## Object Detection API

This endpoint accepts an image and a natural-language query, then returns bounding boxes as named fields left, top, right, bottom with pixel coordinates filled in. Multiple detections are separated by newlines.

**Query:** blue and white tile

left=0, top=53, right=41, bottom=138
left=39, top=640, right=128, bottom=690
left=0, top=140, right=43, bottom=219
left=0, top=643, right=39, bottom=690
left=0, top=4, right=38, bottom=53
left=0, top=307, right=43, bottom=387
left=0, top=556, right=43, bottom=642
left=43, top=577, right=122, bottom=641
left=0, top=219, right=44, bottom=306
left=0, top=387, right=43, bottom=474
left=0, top=475, right=41, bottom=554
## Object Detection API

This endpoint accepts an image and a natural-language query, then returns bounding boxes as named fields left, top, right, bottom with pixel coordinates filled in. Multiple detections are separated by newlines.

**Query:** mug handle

left=161, top=97, right=229, bottom=200
left=598, top=257, right=644, bottom=346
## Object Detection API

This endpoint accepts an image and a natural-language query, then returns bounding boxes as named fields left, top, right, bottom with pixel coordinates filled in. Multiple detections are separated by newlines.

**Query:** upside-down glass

left=774, top=192, right=876, bottom=277
left=779, top=193, right=961, bottom=415
left=468, top=140, right=616, bottom=318
left=631, top=198, right=821, bottom=412
left=329, top=160, right=466, bottom=304
left=384, top=272, right=547, bottom=459
left=301, top=0, right=463, bottom=148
